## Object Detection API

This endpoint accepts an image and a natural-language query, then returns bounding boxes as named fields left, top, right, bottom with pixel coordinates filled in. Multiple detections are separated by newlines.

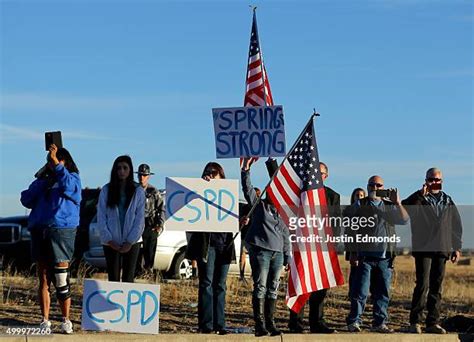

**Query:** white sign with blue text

left=81, top=280, right=160, bottom=334
left=212, top=105, right=286, bottom=158
left=165, top=177, right=239, bottom=233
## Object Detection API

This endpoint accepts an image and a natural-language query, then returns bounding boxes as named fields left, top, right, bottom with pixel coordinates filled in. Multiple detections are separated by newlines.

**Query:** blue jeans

left=347, top=257, right=393, bottom=327
left=248, top=245, right=283, bottom=299
left=197, top=246, right=230, bottom=331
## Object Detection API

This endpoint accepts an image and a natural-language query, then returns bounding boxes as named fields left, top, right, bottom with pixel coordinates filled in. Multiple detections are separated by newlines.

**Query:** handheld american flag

left=266, top=115, right=344, bottom=313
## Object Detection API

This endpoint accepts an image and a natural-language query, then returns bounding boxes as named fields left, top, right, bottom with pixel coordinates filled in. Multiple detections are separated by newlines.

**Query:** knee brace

left=53, top=266, right=71, bottom=301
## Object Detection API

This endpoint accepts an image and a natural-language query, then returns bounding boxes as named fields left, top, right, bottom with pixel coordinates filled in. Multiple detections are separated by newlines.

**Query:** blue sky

left=1, top=0, right=472, bottom=217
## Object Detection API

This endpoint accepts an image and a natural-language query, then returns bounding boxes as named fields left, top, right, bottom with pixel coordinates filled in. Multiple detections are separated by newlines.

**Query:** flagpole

left=232, top=111, right=320, bottom=242
left=253, top=7, right=267, bottom=105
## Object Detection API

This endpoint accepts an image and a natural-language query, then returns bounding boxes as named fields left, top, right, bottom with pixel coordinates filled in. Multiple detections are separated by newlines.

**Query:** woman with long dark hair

left=21, top=144, right=81, bottom=334
left=185, top=162, right=236, bottom=335
left=343, top=187, right=367, bottom=298
left=97, top=155, right=145, bottom=282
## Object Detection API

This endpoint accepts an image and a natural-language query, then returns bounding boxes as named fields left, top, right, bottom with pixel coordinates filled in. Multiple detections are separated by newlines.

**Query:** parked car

left=83, top=199, right=249, bottom=279
left=0, top=215, right=31, bottom=271
left=0, top=188, right=101, bottom=273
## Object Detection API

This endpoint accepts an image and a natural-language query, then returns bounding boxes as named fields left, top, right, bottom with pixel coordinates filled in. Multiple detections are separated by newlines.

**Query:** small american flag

left=241, top=9, right=274, bottom=166
left=266, top=117, right=344, bottom=313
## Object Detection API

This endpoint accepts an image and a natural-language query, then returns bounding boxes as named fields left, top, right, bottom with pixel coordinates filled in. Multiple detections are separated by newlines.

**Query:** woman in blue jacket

left=20, top=144, right=81, bottom=334
left=97, top=155, right=145, bottom=283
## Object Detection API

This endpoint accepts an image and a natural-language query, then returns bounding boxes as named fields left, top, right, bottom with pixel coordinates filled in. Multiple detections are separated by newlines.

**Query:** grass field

left=0, top=255, right=472, bottom=334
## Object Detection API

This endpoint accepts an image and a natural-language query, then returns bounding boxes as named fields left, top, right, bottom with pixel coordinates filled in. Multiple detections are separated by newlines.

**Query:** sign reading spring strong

left=81, top=280, right=160, bottom=334
left=165, top=177, right=239, bottom=233
left=212, top=105, right=286, bottom=158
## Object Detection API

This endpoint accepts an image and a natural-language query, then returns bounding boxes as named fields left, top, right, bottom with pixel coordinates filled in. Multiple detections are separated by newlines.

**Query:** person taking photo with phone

left=344, top=175, right=409, bottom=333
left=20, top=144, right=81, bottom=334
left=402, top=167, right=463, bottom=334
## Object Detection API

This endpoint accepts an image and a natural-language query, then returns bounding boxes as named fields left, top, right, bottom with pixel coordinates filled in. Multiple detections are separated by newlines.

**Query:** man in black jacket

left=402, top=167, right=462, bottom=334
left=288, top=162, right=341, bottom=334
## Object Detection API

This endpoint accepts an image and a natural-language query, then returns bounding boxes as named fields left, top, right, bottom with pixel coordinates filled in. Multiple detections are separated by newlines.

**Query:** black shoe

left=198, top=328, right=213, bottom=334
left=216, top=329, right=229, bottom=335
left=252, top=297, right=268, bottom=337
left=310, top=322, right=335, bottom=334
left=265, top=298, right=282, bottom=336
left=289, top=327, right=304, bottom=334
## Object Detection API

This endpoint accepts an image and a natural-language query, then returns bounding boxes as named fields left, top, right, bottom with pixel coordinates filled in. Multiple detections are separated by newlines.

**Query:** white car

left=83, top=201, right=249, bottom=279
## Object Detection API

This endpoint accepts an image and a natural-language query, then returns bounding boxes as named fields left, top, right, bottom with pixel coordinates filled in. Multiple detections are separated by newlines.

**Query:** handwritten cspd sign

left=165, top=177, right=239, bottom=233
left=212, top=105, right=286, bottom=158
left=82, top=280, right=160, bottom=334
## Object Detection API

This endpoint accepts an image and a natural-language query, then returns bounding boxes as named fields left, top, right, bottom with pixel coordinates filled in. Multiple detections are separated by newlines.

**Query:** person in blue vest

left=20, top=144, right=82, bottom=334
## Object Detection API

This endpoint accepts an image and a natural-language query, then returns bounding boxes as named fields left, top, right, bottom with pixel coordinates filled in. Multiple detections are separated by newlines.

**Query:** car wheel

left=170, top=250, right=192, bottom=280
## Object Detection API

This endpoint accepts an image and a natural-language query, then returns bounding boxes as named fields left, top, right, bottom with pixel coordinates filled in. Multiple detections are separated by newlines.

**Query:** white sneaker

left=39, top=319, right=51, bottom=330
left=60, top=319, right=73, bottom=334
left=371, top=324, right=394, bottom=333
left=347, top=322, right=362, bottom=332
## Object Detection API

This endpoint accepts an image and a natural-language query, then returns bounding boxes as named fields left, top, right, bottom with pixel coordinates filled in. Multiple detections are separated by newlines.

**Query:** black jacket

left=325, top=186, right=341, bottom=236
left=402, top=191, right=462, bottom=257
left=185, top=232, right=236, bottom=264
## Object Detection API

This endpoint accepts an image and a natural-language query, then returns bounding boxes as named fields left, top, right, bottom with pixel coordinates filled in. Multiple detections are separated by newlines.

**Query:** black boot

left=252, top=297, right=268, bottom=337
left=265, top=298, right=282, bottom=336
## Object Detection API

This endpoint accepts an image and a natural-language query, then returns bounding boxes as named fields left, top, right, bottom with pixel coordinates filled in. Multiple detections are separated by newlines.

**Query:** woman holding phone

left=97, top=155, right=145, bottom=283
left=21, top=144, right=81, bottom=334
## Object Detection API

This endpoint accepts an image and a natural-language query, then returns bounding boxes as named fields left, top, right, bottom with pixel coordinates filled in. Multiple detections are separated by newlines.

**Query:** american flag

left=244, top=10, right=273, bottom=107
left=266, top=118, right=344, bottom=313
left=241, top=10, right=274, bottom=166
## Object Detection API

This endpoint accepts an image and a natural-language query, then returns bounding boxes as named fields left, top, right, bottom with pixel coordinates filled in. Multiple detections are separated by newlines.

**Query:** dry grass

left=0, top=255, right=472, bottom=334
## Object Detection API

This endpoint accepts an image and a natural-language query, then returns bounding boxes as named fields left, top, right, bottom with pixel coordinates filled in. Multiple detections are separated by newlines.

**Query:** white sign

left=82, top=280, right=160, bottom=334
left=212, top=105, right=286, bottom=158
left=165, top=177, right=239, bottom=233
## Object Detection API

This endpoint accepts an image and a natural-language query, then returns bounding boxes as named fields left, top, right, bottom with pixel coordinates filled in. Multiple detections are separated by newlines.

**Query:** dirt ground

left=0, top=255, right=472, bottom=334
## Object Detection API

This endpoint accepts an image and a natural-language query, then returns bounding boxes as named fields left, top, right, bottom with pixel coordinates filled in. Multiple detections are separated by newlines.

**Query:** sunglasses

left=426, top=177, right=442, bottom=182
left=368, top=182, right=384, bottom=188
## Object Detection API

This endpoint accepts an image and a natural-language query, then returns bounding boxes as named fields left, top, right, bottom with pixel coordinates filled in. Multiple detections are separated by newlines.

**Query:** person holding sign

left=185, top=162, right=236, bottom=335
left=241, top=159, right=290, bottom=337
left=20, top=144, right=81, bottom=334
left=97, top=155, right=145, bottom=283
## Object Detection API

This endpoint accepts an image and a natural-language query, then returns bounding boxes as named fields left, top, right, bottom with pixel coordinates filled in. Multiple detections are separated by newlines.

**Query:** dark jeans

left=288, top=289, right=328, bottom=332
left=103, top=243, right=140, bottom=283
left=410, top=255, right=447, bottom=325
left=197, top=246, right=230, bottom=331
left=248, top=245, right=283, bottom=299
left=347, top=257, right=393, bottom=327
left=137, top=229, right=158, bottom=271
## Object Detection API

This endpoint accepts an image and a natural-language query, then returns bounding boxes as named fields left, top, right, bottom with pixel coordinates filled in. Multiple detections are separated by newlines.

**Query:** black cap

left=136, top=164, right=154, bottom=175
